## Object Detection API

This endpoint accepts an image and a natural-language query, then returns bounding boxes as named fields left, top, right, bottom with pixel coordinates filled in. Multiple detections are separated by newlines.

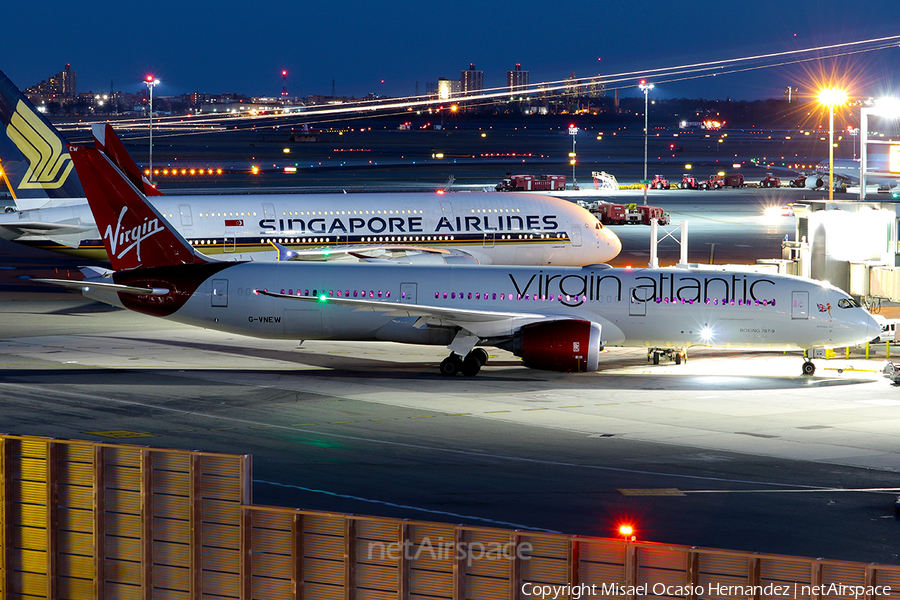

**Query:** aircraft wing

left=257, top=290, right=543, bottom=321
left=255, top=290, right=558, bottom=337
left=0, top=220, right=95, bottom=242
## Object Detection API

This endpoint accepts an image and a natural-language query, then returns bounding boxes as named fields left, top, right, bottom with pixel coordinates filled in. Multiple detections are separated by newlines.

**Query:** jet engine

left=511, top=320, right=601, bottom=372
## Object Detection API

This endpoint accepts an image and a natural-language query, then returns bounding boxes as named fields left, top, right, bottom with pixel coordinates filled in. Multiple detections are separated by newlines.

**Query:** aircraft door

left=400, top=283, right=417, bottom=304
left=791, top=291, right=809, bottom=319
left=439, top=201, right=453, bottom=222
left=223, top=235, right=236, bottom=253
left=263, top=202, right=276, bottom=220
left=483, top=231, right=495, bottom=248
left=629, top=287, right=648, bottom=316
left=569, top=224, right=583, bottom=247
left=178, top=205, right=193, bottom=227
left=211, top=279, right=228, bottom=307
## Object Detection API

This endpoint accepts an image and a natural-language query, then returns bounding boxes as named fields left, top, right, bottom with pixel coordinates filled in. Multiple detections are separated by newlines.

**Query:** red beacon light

left=618, top=524, right=636, bottom=541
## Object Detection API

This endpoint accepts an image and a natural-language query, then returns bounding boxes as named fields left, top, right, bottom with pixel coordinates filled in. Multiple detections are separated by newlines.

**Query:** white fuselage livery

left=2, top=192, right=621, bottom=266
left=83, top=263, right=877, bottom=354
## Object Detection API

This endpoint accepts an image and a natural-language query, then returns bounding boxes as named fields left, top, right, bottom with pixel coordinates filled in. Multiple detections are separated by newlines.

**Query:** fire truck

left=496, top=174, right=566, bottom=191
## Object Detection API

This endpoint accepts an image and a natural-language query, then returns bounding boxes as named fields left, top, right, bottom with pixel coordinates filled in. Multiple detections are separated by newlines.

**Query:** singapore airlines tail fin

left=0, top=69, right=86, bottom=208
left=67, top=144, right=209, bottom=270
left=92, top=123, right=165, bottom=197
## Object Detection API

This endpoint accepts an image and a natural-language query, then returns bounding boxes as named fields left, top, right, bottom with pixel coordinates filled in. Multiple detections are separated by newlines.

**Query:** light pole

left=817, top=87, right=846, bottom=202
left=568, top=124, right=578, bottom=190
left=144, top=75, right=160, bottom=183
left=639, top=80, right=654, bottom=205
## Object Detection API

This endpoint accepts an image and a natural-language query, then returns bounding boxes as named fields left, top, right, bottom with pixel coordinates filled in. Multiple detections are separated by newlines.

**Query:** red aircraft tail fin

left=67, top=144, right=208, bottom=271
left=92, top=123, right=164, bottom=197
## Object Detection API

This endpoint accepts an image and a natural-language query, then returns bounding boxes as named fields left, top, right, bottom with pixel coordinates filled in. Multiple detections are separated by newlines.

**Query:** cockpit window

left=838, top=298, right=860, bottom=309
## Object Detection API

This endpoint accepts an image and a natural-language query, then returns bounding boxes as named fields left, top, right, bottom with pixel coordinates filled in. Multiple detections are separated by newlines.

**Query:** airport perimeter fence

left=1, top=434, right=899, bottom=600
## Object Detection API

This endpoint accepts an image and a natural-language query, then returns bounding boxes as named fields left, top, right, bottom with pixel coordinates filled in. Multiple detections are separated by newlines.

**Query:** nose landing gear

left=647, top=348, right=687, bottom=365
left=440, top=348, right=489, bottom=376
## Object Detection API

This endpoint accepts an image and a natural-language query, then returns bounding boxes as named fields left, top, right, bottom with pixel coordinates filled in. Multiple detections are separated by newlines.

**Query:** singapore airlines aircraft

left=41, top=144, right=879, bottom=377
left=0, top=70, right=620, bottom=266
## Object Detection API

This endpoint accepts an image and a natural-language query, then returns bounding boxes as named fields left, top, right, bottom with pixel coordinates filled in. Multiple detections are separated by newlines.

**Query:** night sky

left=3, top=0, right=899, bottom=102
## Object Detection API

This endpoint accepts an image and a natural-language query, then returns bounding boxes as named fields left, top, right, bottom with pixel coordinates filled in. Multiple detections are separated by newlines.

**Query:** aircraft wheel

left=674, top=352, right=682, bottom=365
left=652, top=352, right=660, bottom=365
left=440, top=355, right=463, bottom=376
left=461, top=355, right=482, bottom=377
left=802, top=361, right=816, bottom=376
left=468, top=348, right=489, bottom=366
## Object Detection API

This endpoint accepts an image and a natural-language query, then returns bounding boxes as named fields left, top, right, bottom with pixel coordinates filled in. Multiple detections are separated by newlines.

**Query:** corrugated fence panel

left=58, top=573, right=93, bottom=600
left=302, top=580, right=345, bottom=600
left=638, top=546, right=689, bottom=591
left=409, top=566, right=453, bottom=597
left=520, top=535, right=569, bottom=586
left=355, top=562, right=399, bottom=594
left=4, top=435, right=900, bottom=600
left=697, top=552, right=750, bottom=600
left=761, top=557, right=812, bottom=585
left=875, top=568, right=900, bottom=597
left=251, top=574, right=294, bottom=599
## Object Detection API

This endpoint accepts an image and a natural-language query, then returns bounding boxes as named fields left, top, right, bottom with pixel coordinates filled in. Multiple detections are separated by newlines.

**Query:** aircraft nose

left=603, top=227, right=622, bottom=260
left=865, top=311, right=882, bottom=343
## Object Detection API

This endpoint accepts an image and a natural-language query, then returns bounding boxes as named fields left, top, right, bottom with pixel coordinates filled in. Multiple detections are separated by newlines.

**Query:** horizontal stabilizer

left=35, top=278, right=170, bottom=296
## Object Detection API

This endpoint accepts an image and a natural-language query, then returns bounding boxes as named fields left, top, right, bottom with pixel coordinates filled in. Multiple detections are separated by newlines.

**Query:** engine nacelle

left=512, top=320, right=601, bottom=372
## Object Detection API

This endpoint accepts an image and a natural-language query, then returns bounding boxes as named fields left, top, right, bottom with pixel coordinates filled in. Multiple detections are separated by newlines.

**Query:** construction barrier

left=1, top=434, right=898, bottom=599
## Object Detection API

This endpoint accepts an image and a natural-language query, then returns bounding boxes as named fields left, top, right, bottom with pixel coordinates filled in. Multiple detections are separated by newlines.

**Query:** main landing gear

left=440, top=348, right=489, bottom=377
left=647, top=348, right=687, bottom=365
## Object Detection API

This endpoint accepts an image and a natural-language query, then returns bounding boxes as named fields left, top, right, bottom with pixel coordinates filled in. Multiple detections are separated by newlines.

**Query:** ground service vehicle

left=761, top=173, right=782, bottom=188
left=650, top=175, right=670, bottom=189
left=496, top=174, right=566, bottom=191
left=680, top=174, right=699, bottom=189
left=700, top=174, right=725, bottom=190
left=591, top=203, right=670, bottom=226
left=725, top=173, right=745, bottom=188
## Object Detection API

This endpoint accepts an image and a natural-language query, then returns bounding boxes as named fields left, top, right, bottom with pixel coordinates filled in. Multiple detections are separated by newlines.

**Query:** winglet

left=92, top=123, right=164, bottom=197
left=67, top=144, right=209, bottom=271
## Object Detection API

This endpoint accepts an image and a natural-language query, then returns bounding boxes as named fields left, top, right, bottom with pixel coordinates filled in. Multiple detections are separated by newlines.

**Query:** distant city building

left=507, top=64, right=529, bottom=96
left=565, top=72, right=582, bottom=96
left=461, top=63, right=483, bottom=97
left=587, top=75, right=606, bottom=98
left=435, top=78, right=460, bottom=101
left=25, top=63, right=77, bottom=104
